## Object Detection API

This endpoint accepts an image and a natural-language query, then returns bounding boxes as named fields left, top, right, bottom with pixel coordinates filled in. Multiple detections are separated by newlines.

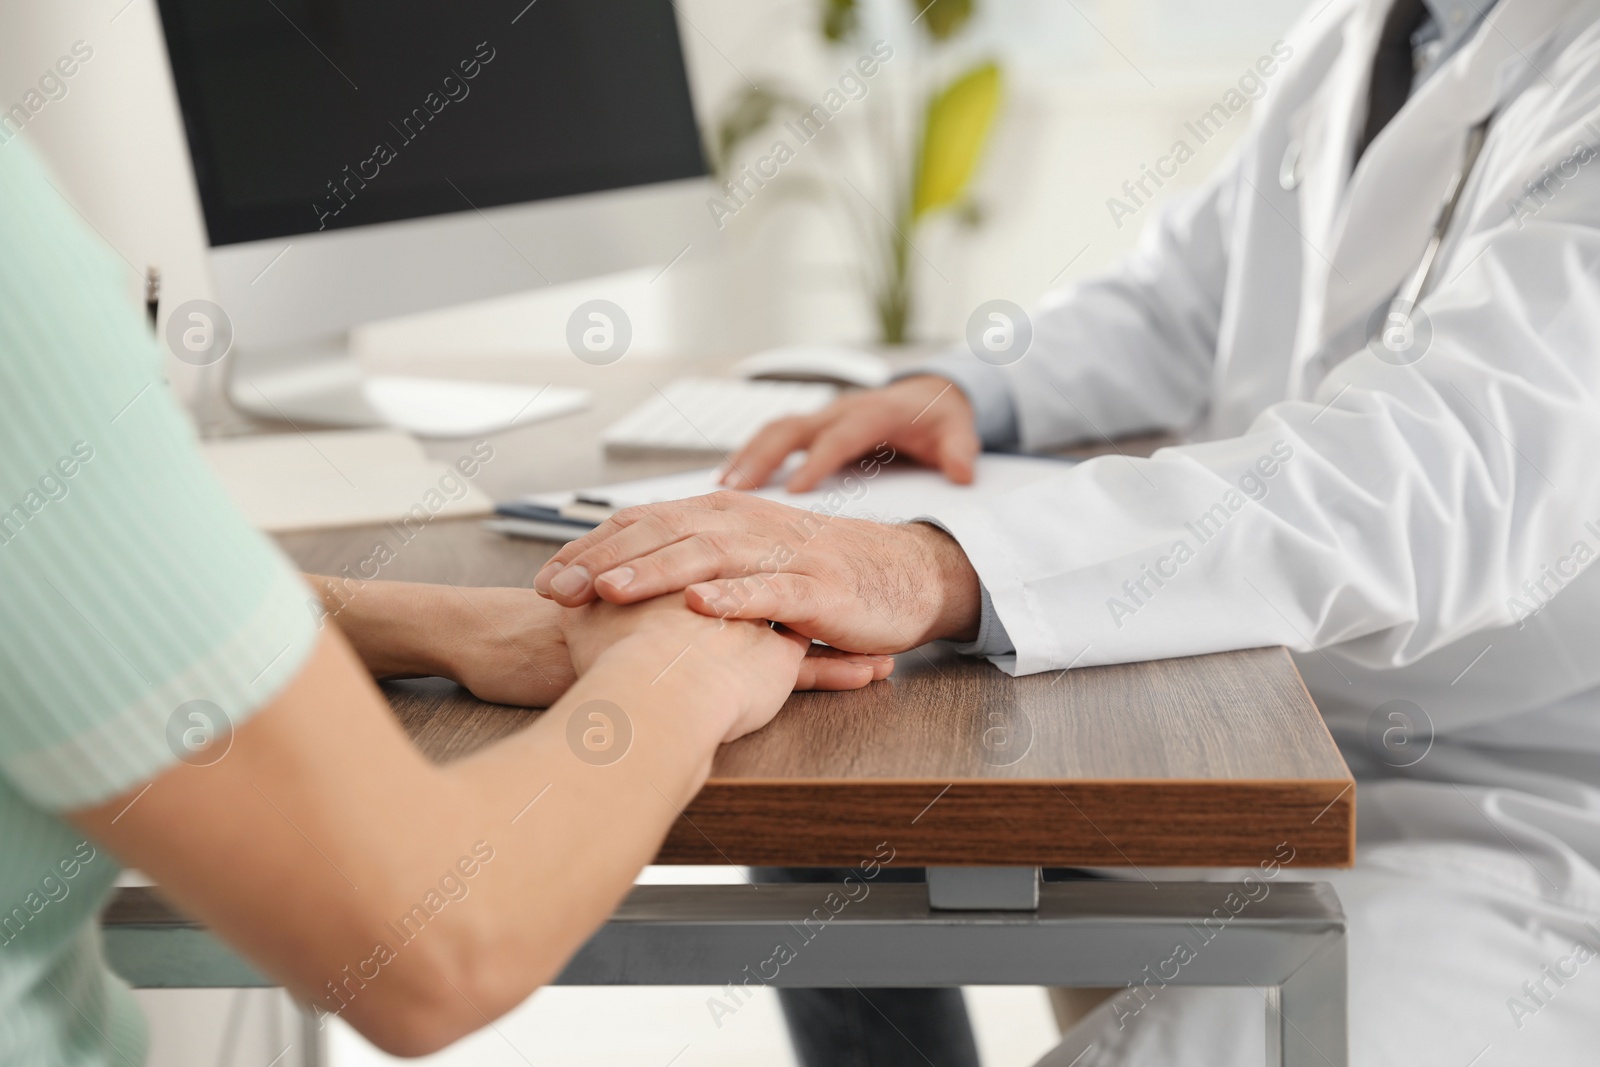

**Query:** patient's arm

left=305, top=576, right=578, bottom=707
left=305, top=575, right=893, bottom=707
left=71, top=599, right=812, bottom=1056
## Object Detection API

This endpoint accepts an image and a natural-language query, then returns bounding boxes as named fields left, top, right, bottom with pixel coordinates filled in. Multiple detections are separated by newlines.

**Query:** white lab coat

left=919, top=0, right=1600, bottom=1061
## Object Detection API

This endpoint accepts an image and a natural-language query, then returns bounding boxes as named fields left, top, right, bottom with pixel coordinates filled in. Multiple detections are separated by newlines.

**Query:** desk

left=283, top=522, right=1353, bottom=869
left=106, top=355, right=1356, bottom=1065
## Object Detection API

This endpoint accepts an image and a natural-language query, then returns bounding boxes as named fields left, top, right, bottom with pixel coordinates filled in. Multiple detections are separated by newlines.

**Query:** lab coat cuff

left=896, top=352, right=1020, bottom=449
left=913, top=511, right=1045, bottom=676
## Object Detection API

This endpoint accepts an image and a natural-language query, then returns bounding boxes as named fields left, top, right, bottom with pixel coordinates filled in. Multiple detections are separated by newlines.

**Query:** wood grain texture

left=280, top=510, right=1353, bottom=869
left=272, top=370, right=1350, bottom=869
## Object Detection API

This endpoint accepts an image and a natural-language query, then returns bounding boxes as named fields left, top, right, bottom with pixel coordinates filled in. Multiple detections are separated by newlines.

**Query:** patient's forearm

left=73, top=625, right=741, bottom=1056
left=329, top=630, right=735, bottom=1047
left=306, top=575, right=458, bottom=678
left=431, top=632, right=733, bottom=1013
left=306, top=575, right=575, bottom=707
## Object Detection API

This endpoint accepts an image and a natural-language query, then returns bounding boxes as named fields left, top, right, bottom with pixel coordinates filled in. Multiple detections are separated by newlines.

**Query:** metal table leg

left=103, top=879, right=1347, bottom=1067
left=1270, top=931, right=1348, bottom=1067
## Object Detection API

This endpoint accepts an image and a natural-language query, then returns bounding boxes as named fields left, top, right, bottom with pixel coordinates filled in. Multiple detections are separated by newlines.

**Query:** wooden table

left=275, top=349, right=1355, bottom=870
left=108, top=353, right=1355, bottom=1066
left=284, top=518, right=1353, bottom=870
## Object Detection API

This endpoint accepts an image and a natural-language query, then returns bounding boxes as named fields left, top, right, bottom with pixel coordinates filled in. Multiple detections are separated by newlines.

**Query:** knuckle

left=817, top=426, right=869, bottom=457
left=584, top=532, right=643, bottom=570
left=640, top=510, right=686, bottom=541
left=557, top=538, right=599, bottom=563
left=610, top=505, right=648, bottom=525
left=561, top=523, right=608, bottom=549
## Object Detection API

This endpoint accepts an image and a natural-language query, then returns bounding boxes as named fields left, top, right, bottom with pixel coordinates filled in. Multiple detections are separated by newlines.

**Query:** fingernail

left=688, top=581, right=722, bottom=603
left=533, top=562, right=563, bottom=595
left=599, top=566, right=634, bottom=590
left=549, top=565, right=591, bottom=598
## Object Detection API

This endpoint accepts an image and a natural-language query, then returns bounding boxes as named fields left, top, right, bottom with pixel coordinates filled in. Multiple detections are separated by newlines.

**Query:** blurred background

left=8, top=0, right=1311, bottom=381
left=4, top=0, right=1310, bottom=1062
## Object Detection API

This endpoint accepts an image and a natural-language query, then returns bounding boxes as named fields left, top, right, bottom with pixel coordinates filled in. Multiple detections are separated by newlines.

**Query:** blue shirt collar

left=1419, top=0, right=1495, bottom=55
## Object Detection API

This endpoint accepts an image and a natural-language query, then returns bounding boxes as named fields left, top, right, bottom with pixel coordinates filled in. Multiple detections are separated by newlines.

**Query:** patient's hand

left=531, top=493, right=983, bottom=655
left=561, top=593, right=894, bottom=697
left=305, top=575, right=889, bottom=711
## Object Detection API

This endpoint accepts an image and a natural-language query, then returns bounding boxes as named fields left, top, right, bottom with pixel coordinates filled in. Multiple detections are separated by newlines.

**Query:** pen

left=145, top=264, right=160, bottom=332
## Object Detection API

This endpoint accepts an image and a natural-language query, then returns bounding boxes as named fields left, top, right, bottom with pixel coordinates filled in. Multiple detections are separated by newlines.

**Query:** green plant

left=705, top=84, right=806, bottom=178
left=709, top=0, right=1004, bottom=344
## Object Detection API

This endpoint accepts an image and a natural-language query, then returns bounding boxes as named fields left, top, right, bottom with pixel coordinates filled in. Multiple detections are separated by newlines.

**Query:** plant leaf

left=711, top=83, right=800, bottom=175
left=913, top=0, right=973, bottom=40
left=912, top=62, right=1001, bottom=219
left=823, top=0, right=858, bottom=41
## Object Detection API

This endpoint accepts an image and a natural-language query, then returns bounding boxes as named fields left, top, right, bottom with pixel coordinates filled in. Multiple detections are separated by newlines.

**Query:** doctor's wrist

left=905, top=522, right=981, bottom=645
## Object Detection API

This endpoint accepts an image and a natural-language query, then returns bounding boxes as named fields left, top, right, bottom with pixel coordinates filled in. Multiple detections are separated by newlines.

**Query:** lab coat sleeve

left=924, top=215, right=1600, bottom=677
left=913, top=156, right=1241, bottom=450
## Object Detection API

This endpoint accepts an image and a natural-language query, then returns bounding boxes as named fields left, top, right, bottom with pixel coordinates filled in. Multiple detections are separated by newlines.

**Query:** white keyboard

left=602, top=378, right=838, bottom=456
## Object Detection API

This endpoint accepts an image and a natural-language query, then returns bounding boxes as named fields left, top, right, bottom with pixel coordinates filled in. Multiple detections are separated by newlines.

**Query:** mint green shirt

left=0, top=144, right=318, bottom=1063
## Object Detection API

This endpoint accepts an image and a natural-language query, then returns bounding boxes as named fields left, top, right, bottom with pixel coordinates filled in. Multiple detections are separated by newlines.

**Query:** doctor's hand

left=719, top=375, right=980, bottom=492
left=533, top=493, right=983, bottom=655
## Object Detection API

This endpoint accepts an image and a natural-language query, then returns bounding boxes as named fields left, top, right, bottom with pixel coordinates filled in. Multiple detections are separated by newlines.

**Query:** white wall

left=358, top=0, right=1313, bottom=364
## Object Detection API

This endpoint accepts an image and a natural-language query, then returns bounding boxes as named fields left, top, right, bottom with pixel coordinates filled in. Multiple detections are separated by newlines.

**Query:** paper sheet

left=515, top=452, right=1076, bottom=525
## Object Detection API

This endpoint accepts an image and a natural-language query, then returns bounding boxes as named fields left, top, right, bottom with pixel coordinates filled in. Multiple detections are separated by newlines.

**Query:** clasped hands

left=532, top=490, right=983, bottom=655
left=323, top=376, right=987, bottom=740
left=314, top=576, right=898, bottom=733
left=530, top=375, right=988, bottom=658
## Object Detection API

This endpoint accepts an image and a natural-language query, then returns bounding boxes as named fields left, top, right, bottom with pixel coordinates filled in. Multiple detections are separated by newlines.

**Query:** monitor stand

left=222, top=336, right=590, bottom=439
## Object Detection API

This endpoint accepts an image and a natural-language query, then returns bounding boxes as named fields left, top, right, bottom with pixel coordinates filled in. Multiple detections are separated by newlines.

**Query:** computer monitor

left=155, top=0, right=715, bottom=434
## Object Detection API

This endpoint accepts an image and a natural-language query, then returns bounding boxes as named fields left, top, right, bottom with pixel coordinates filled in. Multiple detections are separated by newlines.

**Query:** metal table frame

left=103, top=870, right=1346, bottom=1067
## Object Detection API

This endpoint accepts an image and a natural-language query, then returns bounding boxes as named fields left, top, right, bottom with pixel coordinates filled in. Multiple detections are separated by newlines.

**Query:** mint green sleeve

left=0, top=143, right=319, bottom=811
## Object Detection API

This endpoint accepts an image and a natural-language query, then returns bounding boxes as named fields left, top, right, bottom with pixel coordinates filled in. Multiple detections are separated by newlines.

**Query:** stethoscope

left=1278, top=115, right=1493, bottom=315
left=1389, top=116, right=1493, bottom=311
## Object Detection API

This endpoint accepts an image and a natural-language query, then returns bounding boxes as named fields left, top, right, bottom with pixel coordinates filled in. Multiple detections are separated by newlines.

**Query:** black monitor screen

left=156, top=0, right=706, bottom=246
